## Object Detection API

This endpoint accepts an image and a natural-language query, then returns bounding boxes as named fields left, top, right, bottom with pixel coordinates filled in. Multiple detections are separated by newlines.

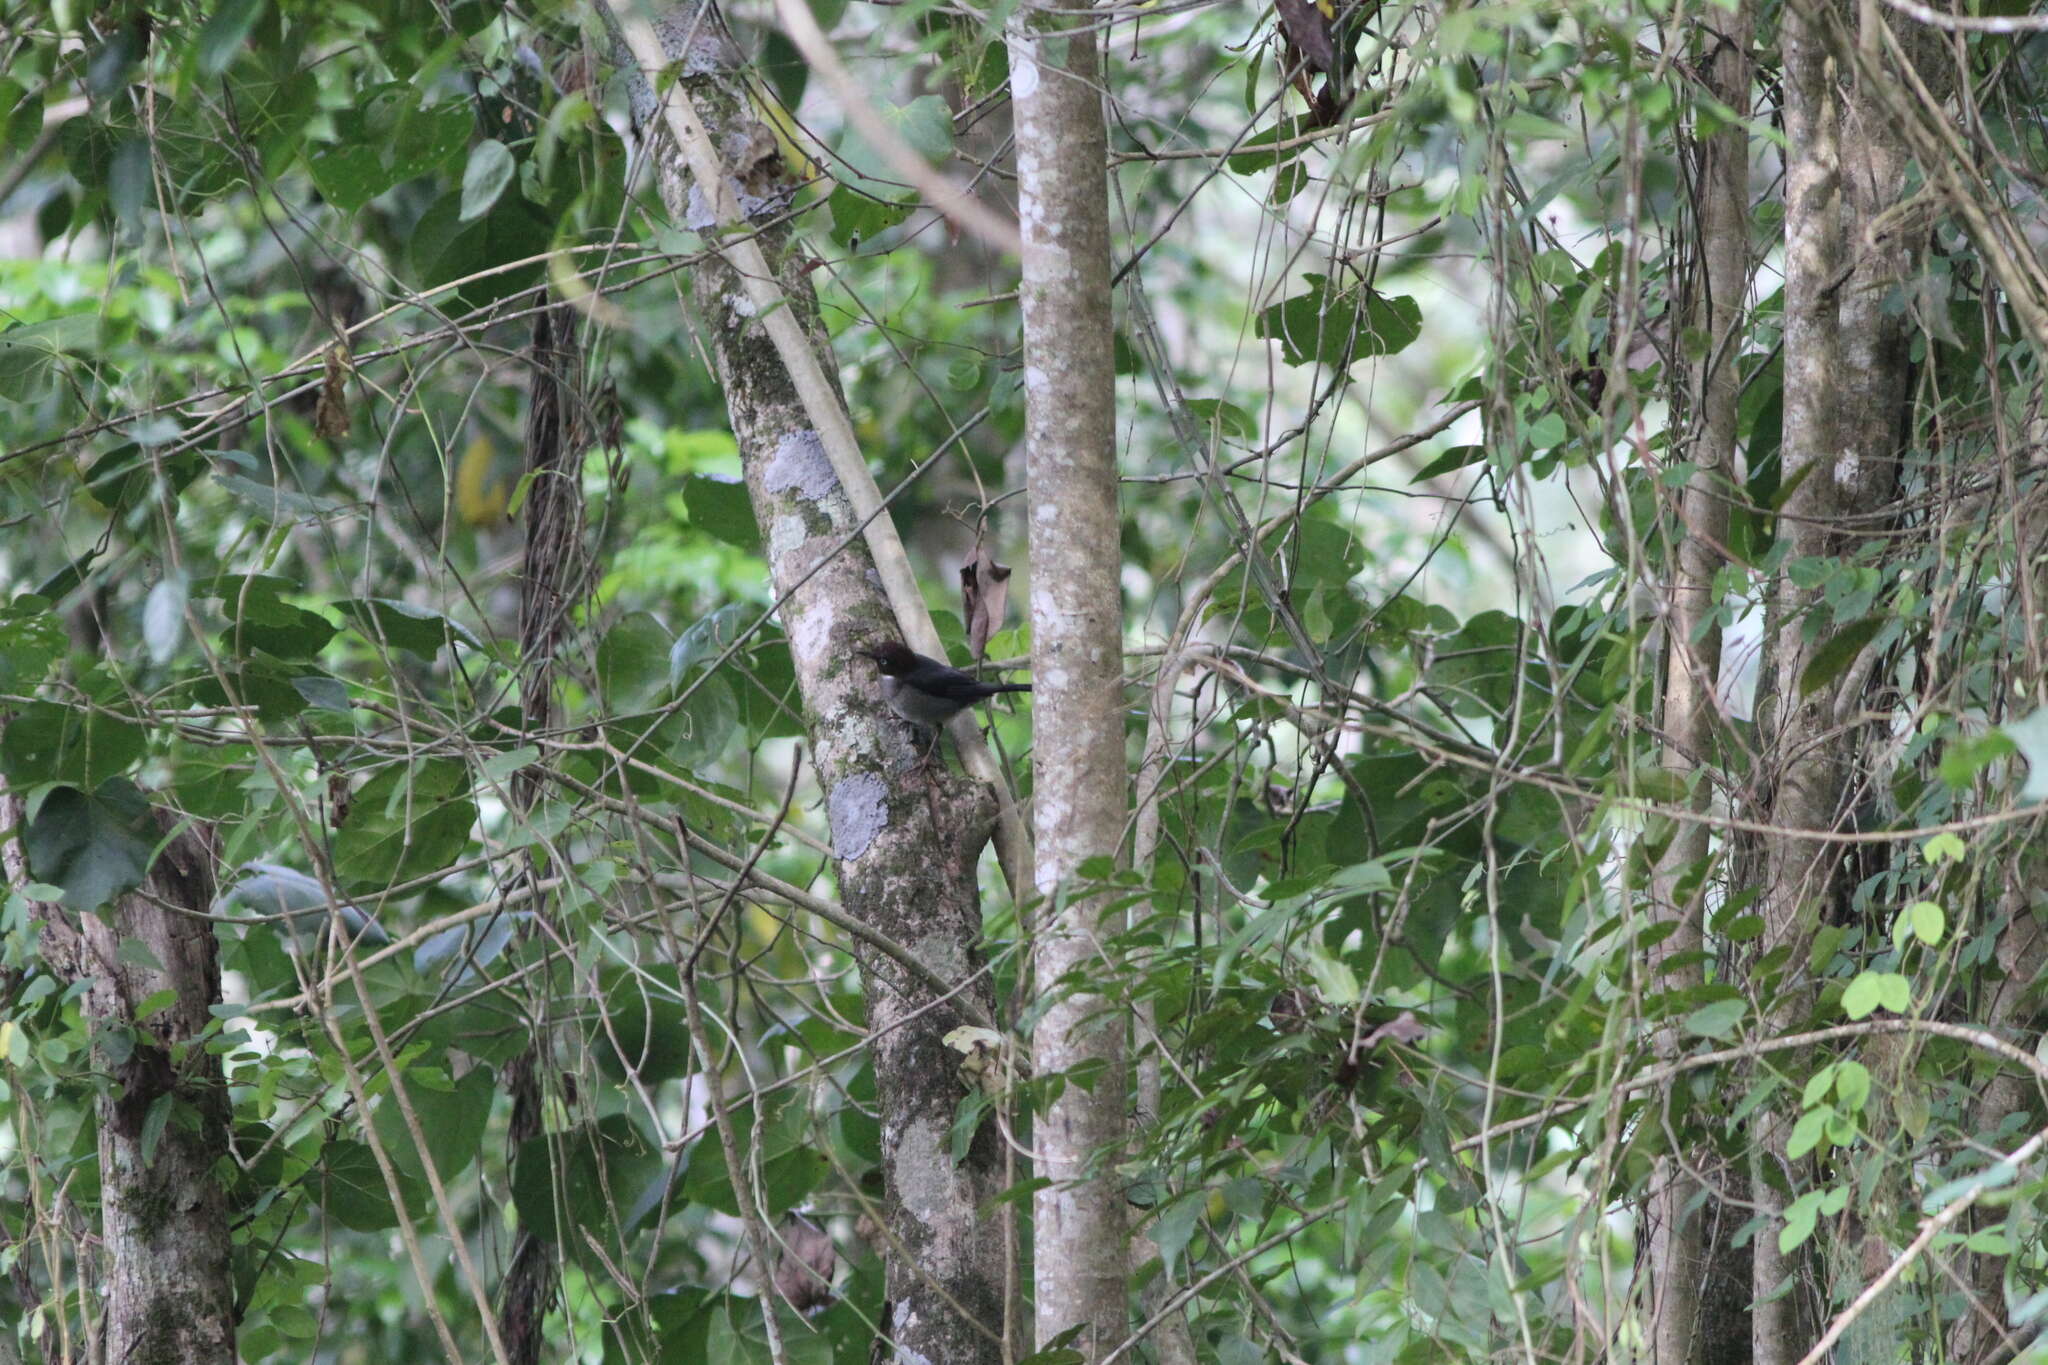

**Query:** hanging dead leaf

left=959, top=542, right=1013, bottom=661
left=315, top=342, right=351, bottom=442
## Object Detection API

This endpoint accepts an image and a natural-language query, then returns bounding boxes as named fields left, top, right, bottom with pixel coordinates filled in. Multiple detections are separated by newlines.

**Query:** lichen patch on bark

left=827, top=771, right=890, bottom=860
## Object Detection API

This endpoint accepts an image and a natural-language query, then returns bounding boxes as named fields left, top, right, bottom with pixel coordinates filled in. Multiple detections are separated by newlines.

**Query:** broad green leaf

left=1833, top=1061, right=1871, bottom=1111
left=0, top=597, right=66, bottom=691
left=598, top=612, right=674, bottom=708
left=373, top=1066, right=495, bottom=1185
left=143, top=572, right=188, bottom=664
left=1226, top=116, right=1315, bottom=173
left=827, top=183, right=910, bottom=248
left=1411, top=444, right=1487, bottom=483
left=832, top=94, right=953, bottom=197
left=683, top=474, right=761, bottom=551
left=333, top=761, right=477, bottom=892
left=1183, top=398, right=1258, bottom=441
left=459, top=139, right=515, bottom=222
left=318, top=1139, right=409, bottom=1231
left=513, top=1114, right=665, bottom=1245
left=0, top=315, right=99, bottom=400
left=1786, top=1105, right=1832, bottom=1160
left=1257, top=274, right=1422, bottom=369
left=0, top=699, right=146, bottom=789
left=1684, top=998, right=1745, bottom=1039
left=1921, top=832, right=1967, bottom=864
left=335, top=597, right=480, bottom=658
left=22, top=779, right=157, bottom=911
left=197, top=0, right=265, bottom=76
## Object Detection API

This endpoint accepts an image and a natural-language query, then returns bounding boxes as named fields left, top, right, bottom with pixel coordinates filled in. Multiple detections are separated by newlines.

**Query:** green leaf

left=333, top=761, right=477, bottom=892
left=1183, top=398, right=1257, bottom=441
left=827, top=183, right=910, bottom=248
left=598, top=612, right=675, bottom=709
left=1256, top=275, right=1422, bottom=369
left=1226, top=116, right=1314, bottom=174
left=1684, top=998, right=1745, bottom=1039
left=1834, top=1061, right=1871, bottom=1112
left=1921, top=1160, right=2019, bottom=1213
left=1411, top=444, right=1487, bottom=483
left=196, top=0, right=265, bottom=77
left=373, top=1066, right=495, bottom=1185
left=1921, top=832, right=1966, bottom=864
left=1786, top=1105, right=1832, bottom=1160
left=1906, top=900, right=1945, bottom=947
left=0, top=314, right=99, bottom=400
left=1842, top=970, right=1911, bottom=1020
left=833, top=94, right=953, bottom=196
left=139, top=1092, right=173, bottom=1167
left=1964, top=1226, right=2011, bottom=1255
left=335, top=597, right=480, bottom=658
left=1801, top=1065, right=1837, bottom=1108
left=513, top=1114, right=665, bottom=1244
left=108, top=136, right=152, bottom=231
left=409, top=190, right=551, bottom=310
left=1798, top=615, right=1885, bottom=698
left=143, top=572, right=188, bottom=664
left=0, top=699, right=146, bottom=790
left=0, top=597, right=66, bottom=691
left=1149, top=1191, right=1204, bottom=1270
left=459, top=139, right=515, bottom=222
left=683, top=474, right=761, bottom=551
left=210, top=471, right=350, bottom=523
left=23, top=779, right=158, bottom=911
left=1876, top=972, right=1911, bottom=1012
left=318, top=1139, right=409, bottom=1231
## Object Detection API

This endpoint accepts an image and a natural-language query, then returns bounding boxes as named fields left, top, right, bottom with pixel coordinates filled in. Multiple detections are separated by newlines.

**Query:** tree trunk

left=609, top=10, right=1009, bottom=1361
left=0, top=794, right=234, bottom=1365
left=1643, top=4, right=1749, bottom=1359
left=1008, top=2, right=1131, bottom=1357
left=497, top=301, right=588, bottom=1363
left=1752, top=2, right=1918, bottom=1359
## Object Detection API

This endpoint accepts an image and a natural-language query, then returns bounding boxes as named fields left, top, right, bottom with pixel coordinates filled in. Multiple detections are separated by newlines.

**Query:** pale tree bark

left=0, top=792, right=234, bottom=1365
left=606, top=8, right=1008, bottom=1361
left=1643, top=5, right=1750, bottom=1360
left=1752, top=2, right=1920, bottom=1360
left=1008, top=1, right=1131, bottom=1356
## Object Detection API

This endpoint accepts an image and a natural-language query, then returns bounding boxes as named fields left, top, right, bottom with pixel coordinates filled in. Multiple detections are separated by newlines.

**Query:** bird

left=858, top=639, right=1030, bottom=763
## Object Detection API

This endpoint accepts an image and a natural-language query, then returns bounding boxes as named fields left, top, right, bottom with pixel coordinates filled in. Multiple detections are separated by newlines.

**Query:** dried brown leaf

left=959, top=541, right=1013, bottom=661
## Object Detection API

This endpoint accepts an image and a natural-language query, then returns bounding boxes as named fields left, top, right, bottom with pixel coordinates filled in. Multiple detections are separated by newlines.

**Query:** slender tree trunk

left=1752, top=2, right=1917, bottom=1359
left=1008, top=2, right=1130, bottom=1356
left=609, top=10, right=1008, bottom=1361
left=1643, top=5, right=1749, bottom=1360
left=497, top=301, right=588, bottom=1364
left=0, top=793, right=234, bottom=1365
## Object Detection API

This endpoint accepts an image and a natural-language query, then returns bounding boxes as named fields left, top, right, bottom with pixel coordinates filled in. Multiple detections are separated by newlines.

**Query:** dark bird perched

left=858, top=640, right=1030, bottom=763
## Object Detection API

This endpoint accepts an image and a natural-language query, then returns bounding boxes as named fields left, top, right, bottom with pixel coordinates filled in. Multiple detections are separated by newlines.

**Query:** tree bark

left=1752, top=2, right=1918, bottom=1359
left=1008, top=1, right=1131, bottom=1357
left=609, top=9, right=1008, bottom=1361
left=497, top=301, right=588, bottom=1364
left=0, top=793, right=234, bottom=1365
left=1643, top=5, right=1749, bottom=1359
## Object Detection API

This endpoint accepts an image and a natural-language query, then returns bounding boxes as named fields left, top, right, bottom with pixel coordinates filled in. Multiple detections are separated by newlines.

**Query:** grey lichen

left=764, top=429, right=839, bottom=501
left=827, top=771, right=890, bottom=861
